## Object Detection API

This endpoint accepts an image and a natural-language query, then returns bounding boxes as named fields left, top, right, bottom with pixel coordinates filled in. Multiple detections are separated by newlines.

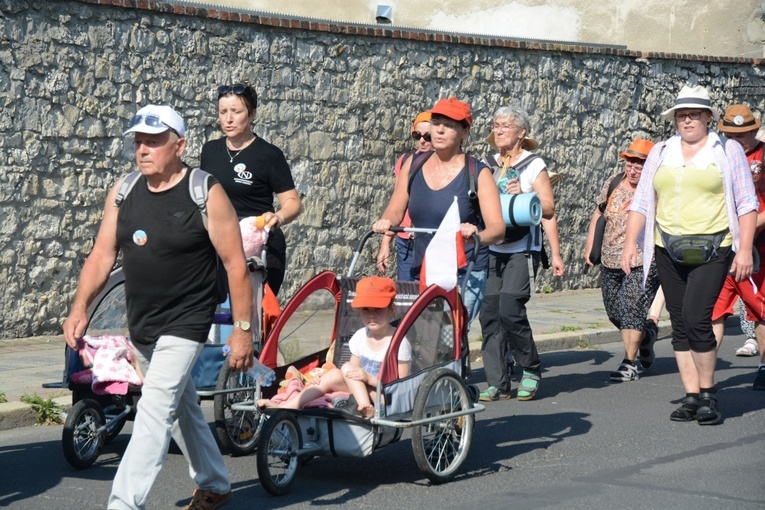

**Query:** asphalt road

left=1, top=329, right=763, bottom=510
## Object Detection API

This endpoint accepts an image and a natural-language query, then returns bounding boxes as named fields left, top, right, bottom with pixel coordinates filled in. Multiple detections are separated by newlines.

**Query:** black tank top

left=116, top=169, right=218, bottom=344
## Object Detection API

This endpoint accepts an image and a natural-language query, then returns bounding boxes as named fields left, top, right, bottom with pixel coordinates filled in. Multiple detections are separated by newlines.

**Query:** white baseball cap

left=123, top=104, right=186, bottom=137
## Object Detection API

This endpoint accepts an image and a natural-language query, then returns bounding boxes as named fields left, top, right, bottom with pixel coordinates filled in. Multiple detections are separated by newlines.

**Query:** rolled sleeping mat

left=500, top=192, right=542, bottom=227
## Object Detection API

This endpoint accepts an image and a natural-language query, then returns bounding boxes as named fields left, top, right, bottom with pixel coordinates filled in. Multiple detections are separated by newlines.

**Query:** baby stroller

left=45, top=256, right=268, bottom=469
left=228, top=228, right=484, bottom=495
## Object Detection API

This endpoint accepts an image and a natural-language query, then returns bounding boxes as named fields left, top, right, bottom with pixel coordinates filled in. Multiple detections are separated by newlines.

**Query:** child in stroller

left=258, top=276, right=412, bottom=417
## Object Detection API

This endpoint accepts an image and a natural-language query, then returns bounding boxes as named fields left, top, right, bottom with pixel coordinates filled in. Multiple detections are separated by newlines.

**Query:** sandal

left=696, top=391, right=721, bottom=425
left=669, top=395, right=699, bottom=422
left=517, top=370, right=540, bottom=401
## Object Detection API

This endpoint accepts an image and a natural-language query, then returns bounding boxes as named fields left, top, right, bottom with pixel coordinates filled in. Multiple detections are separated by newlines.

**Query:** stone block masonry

left=0, top=0, right=763, bottom=337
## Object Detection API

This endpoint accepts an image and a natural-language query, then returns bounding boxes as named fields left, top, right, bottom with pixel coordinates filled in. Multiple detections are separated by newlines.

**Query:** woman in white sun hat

left=621, top=85, right=757, bottom=425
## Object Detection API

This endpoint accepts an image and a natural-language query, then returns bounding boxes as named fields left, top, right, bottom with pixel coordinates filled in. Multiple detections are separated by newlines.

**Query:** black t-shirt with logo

left=200, top=136, right=296, bottom=217
left=200, top=136, right=296, bottom=294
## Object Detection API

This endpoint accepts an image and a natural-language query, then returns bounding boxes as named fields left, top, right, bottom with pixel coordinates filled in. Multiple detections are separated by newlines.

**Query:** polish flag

left=419, top=197, right=468, bottom=293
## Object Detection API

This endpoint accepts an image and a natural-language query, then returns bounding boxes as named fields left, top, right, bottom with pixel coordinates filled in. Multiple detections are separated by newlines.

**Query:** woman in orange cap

left=373, top=98, right=505, bottom=323
left=585, top=138, right=661, bottom=382
left=378, top=111, right=433, bottom=281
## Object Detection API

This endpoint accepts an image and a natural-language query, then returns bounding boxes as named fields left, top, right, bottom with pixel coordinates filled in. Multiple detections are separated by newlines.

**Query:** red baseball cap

left=351, top=277, right=396, bottom=309
left=430, top=97, right=473, bottom=126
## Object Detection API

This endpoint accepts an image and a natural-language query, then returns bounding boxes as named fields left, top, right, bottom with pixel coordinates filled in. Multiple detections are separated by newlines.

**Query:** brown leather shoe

left=183, top=489, right=232, bottom=510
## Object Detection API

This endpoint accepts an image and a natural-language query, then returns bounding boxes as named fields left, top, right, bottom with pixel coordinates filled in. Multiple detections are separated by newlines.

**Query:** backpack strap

left=466, top=154, right=478, bottom=200
left=511, top=154, right=541, bottom=174
left=598, top=173, right=625, bottom=213
left=484, top=153, right=500, bottom=172
left=114, top=171, right=142, bottom=207
left=406, top=150, right=435, bottom=195
left=115, top=167, right=211, bottom=228
left=188, top=168, right=212, bottom=228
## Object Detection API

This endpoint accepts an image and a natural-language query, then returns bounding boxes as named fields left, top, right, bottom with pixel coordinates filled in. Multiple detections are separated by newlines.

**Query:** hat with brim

left=351, top=276, right=396, bottom=309
left=619, top=138, right=655, bottom=160
left=660, top=85, right=720, bottom=122
left=430, top=97, right=473, bottom=126
left=123, top=104, right=186, bottom=137
left=718, top=104, right=761, bottom=133
left=485, top=132, right=540, bottom=151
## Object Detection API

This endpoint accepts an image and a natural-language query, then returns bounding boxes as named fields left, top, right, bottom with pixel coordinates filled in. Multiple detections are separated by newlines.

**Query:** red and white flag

left=419, top=197, right=468, bottom=293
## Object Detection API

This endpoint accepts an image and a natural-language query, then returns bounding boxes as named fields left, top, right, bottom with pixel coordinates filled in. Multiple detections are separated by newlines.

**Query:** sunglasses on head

left=128, top=114, right=179, bottom=136
left=217, top=84, right=247, bottom=98
left=412, top=131, right=432, bottom=142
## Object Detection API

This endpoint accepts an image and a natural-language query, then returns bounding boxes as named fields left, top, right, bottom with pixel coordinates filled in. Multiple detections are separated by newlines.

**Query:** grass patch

left=560, top=325, right=581, bottom=332
left=0, top=392, right=6, bottom=404
left=577, top=338, right=593, bottom=349
left=541, top=285, right=554, bottom=294
left=20, top=392, right=64, bottom=425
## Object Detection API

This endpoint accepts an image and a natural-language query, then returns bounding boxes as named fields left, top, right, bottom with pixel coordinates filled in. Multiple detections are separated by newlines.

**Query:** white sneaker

left=609, top=362, right=640, bottom=382
left=735, top=338, right=758, bottom=357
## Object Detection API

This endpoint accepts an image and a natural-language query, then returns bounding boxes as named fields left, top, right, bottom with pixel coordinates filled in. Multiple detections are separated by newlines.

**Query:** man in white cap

left=711, top=104, right=765, bottom=390
left=63, top=104, right=254, bottom=509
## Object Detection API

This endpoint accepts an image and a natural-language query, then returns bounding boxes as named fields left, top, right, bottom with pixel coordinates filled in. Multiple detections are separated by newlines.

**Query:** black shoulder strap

left=598, top=173, right=625, bottom=212
left=466, top=154, right=478, bottom=199
left=406, top=150, right=435, bottom=194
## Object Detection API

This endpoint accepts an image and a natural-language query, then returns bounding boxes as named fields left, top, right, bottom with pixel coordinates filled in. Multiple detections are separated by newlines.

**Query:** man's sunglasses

left=217, top=84, right=247, bottom=97
left=412, top=131, right=432, bottom=142
left=128, top=114, right=179, bottom=136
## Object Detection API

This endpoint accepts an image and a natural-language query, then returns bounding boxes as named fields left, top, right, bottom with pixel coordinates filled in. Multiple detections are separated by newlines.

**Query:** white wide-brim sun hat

left=660, top=84, right=720, bottom=122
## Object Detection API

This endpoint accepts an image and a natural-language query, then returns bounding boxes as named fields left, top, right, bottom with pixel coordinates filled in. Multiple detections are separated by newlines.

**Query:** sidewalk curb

left=0, top=323, right=672, bottom=431
left=467, top=322, right=672, bottom=362
left=0, top=396, right=71, bottom=431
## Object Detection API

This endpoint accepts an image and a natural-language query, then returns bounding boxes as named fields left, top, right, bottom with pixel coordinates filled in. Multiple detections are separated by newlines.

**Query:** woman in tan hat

left=373, top=97, right=505, bottom=323
left=477, top=105, right=562, bottom=402
left=586, top=138, right=661, bottom=382
left=621, top=85, right=758, bottom=425
left=711, top=103, right=765, bottom=391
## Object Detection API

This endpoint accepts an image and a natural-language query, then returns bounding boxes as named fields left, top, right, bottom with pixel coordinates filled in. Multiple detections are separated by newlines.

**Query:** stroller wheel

left=257, top=410, right=302, bottom=495
left=412, top=368, right=474, bottom=484
left=62, top=399, right=105, bottom=469
left=214, top=362, right=263, bottom=456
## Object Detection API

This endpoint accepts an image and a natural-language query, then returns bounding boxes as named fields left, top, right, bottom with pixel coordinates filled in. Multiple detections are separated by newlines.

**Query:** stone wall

left=1, top=0, right=763, bottom=338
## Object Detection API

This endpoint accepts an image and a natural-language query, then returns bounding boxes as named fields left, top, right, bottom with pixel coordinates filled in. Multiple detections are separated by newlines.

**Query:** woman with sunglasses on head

left=621, top=85, right=757, bottom=425
left=201, top=84, right=302, bottom=295
left=373, top=97, right=505, bottom=323
left=377, top=111, right=433, bottom=281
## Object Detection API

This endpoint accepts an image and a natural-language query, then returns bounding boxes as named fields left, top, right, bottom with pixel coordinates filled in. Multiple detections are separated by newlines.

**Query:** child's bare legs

left=258, top=368, right=348, bottom=409
left=340, top=362, right=374, bottom=418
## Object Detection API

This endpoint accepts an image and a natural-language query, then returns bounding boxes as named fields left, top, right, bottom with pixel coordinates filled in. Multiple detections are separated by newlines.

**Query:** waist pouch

left=658, top=226, right=727, bottom=266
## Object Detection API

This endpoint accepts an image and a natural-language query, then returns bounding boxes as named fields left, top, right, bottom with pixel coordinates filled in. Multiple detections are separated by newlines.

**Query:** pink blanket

left=270, top=377, right=348, bottom=408
left=70, top=335, right=143, bottom=395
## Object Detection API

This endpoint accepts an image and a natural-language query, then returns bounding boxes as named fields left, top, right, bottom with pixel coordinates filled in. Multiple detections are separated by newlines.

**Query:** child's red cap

left=351, top=277, right=396, bottom=309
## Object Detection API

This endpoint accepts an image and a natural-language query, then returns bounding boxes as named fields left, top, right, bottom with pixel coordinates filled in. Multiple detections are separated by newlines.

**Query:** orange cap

left=619, top=138, right=655, bottom=160
left=411, top=111, right=432, bottom=135
left=430, top=97, right=473, bottom=126
left=351, top=276, right=396, bottom=309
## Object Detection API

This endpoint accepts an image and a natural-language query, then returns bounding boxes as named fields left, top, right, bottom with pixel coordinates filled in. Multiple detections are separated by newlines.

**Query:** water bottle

left=221, top=345, right=275, bottom=387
